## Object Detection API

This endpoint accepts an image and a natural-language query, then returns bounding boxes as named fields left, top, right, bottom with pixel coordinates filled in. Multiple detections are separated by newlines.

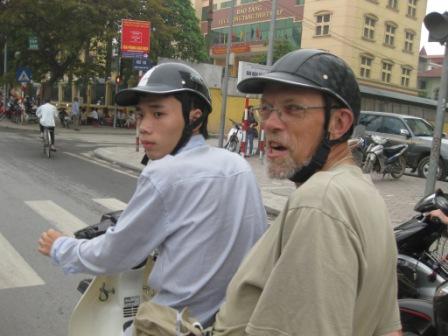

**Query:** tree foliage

left=0, top=0, right=208, bottom=87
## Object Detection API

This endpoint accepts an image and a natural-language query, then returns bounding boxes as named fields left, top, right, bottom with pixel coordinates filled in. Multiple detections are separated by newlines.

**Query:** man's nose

left=262, top=109, right=283, bottom=132
left=139, top=117, right=153, bottom=134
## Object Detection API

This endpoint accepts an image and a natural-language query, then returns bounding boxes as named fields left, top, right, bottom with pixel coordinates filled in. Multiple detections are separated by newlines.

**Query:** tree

left=0, top=0, right=137, bottom=89
left=0, top=0, right=209, bottom=91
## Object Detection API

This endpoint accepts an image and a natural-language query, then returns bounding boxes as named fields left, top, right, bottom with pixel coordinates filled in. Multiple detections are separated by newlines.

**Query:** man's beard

left=267, top=153, right=311, bottom=179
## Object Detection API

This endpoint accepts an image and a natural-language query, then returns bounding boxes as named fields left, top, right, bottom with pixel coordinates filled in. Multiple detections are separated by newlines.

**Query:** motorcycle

left=59, top=105, right=72, bottom=128
left=69, top=210, right=156, bottom=336
left=361, top=134, right=408, bottom=179
left=224, top=119, right=242, bottom=153
left=395, top=189, right=448, bottom=335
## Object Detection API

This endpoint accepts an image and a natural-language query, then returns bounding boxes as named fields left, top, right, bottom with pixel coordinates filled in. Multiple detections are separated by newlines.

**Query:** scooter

left=396, top=189, right=448, bottom=334
left=224, top=119, right=242, bottom=153
left=68, top=211, right=156, bottom=336
left=362, top=134, right=408, bottom=179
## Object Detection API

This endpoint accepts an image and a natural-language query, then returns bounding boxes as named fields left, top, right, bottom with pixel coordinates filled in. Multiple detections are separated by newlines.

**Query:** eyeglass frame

left=253, top=102, right=335, bottom=122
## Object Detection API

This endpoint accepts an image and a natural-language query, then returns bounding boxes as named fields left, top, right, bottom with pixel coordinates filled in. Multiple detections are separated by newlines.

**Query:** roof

left=359, top=85, right=437, bottom=107
left=418, top=67, right=442, bottom=78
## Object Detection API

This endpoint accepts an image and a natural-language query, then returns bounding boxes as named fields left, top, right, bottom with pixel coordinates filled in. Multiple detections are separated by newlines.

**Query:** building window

left=407, top=0, right=417, bottom=18
left=401, top=67, right=412, bottom=87
left=387, top=0, right=398, bottom=9
left=404, top=30, right=415, bottom=52
left=315, top=12, right=331, bottom=36
left=221, top=0, right=235, bottom=9
left=363, top=15, right=377, bottom=40
left=360, top=55, right=373, bottom=78
left=419, top=80, right=426, bottom=90
left=384, top=23, right=397, bottom=46
left=381, top=61, right=393, bottom=83
left=240, top=0, right=256, bottom=3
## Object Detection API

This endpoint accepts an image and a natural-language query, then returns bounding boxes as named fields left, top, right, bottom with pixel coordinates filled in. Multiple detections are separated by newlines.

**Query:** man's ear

left=328, top=108, right=354, bottom=140
left=189, top=108, right=202, bottom=122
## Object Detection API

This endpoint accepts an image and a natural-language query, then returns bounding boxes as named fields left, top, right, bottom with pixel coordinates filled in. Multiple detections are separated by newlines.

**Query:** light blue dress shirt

left=51, top=134, right=267, bottom=326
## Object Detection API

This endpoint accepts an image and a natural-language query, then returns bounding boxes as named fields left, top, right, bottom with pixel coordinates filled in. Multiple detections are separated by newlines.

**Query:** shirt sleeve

left=246, top=208, right=361, bottom=336
left=51, top=175, right=172, bottom=275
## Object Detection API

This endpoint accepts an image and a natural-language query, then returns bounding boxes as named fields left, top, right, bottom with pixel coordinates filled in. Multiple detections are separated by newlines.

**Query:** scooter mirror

left=435, top=192, right=448, bottom=216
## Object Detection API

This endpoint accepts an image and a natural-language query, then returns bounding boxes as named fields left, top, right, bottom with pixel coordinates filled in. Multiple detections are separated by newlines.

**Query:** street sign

left=16, top=67, right=32, bottom=83
left=28, top=36, right=38, bottom=50
left=121, top=51, right=146, bottom=59
left=121, top=19, right=151, bottom=54
left=133, top=57, right=152, bottom=71
left=237, top=61, right=271, bottom=85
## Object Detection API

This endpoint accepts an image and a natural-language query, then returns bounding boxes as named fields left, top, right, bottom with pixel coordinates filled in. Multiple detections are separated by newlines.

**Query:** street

left=0, top=127, right=138, bottom=335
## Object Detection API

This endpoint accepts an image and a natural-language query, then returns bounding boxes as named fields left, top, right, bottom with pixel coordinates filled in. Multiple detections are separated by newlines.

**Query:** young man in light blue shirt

left=38, top=63, right=267, bottom=329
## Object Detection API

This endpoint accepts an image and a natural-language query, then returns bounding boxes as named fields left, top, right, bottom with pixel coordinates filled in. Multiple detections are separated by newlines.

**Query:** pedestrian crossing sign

left=16, top=67, right=32, bottom=83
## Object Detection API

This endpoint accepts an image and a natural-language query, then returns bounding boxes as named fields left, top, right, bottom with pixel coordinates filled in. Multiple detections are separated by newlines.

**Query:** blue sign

left=16, top=67, right=32, bottom=83
left=133, top=57, right=152, bottom=71
left=122, top=51, right=146, bottom=58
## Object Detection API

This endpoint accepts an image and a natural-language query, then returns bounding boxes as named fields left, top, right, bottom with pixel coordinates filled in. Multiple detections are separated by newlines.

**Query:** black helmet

left=115, top=62, right=212, bottom=112
left=238, top=49, right=361, bottom=184
left=237, top=49, right=360, bottom=121
left=116, top=62, right=212, bottom=159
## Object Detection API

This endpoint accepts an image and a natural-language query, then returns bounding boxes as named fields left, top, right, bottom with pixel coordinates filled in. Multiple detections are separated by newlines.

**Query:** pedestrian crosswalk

left=0, top=198, right=127, bottom=291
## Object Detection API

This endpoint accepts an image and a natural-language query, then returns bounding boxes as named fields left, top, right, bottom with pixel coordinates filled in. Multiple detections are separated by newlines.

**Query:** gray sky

left=420, top=0, right=447, bottom=55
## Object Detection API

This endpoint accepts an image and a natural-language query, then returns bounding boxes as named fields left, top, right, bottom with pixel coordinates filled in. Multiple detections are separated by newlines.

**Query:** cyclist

left=38, top=63, right=267, bottom=331
left=36, top=97, right=58, bottom=151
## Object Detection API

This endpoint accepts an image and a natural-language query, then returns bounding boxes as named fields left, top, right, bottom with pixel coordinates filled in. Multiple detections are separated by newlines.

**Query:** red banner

left=121, top=19, right=151, bottom=53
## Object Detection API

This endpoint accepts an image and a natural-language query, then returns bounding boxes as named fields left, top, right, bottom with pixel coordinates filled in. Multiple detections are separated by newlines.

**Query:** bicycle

left=42, top=127, right=53, bottom=159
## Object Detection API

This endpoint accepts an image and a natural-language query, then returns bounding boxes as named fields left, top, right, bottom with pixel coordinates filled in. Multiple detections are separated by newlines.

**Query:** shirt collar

left=177, top=134, right=206, bottom=155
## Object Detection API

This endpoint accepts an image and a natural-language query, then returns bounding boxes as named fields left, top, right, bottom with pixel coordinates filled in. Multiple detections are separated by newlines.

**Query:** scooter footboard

left=69, top=259, right=154, bottom=336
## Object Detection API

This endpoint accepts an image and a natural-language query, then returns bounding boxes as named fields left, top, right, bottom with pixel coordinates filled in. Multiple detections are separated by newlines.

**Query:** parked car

left=358, top=111, right=448, bottom=180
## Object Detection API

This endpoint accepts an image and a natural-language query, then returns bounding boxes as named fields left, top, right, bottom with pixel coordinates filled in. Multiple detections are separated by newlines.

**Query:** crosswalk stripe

left=25, top=200, right=87, bottom=233
left=0, top=233, right=45, bottom=290
left=93, top=198, right=128, bottom=211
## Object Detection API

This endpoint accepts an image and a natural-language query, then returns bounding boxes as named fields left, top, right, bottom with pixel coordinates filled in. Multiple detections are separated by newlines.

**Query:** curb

left=93, top=149, right=143, bottom=173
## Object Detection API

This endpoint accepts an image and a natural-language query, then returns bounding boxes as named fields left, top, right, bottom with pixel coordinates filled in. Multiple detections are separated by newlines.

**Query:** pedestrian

left=71, top=97, right=80, bottom=130
left=38, top=62, right=267, bottom=334
left=36, top=97, right=58, bottom=151
left=245, top=105, right=258, bottom=156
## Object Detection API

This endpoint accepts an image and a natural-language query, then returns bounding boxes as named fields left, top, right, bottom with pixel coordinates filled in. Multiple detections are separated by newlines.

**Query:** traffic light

left=424, top=11, right=448, bottom=43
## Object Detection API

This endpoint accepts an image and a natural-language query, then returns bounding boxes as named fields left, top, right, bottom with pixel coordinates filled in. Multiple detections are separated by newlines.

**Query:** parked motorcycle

left=361, top=134, right=408, bottom=179
left=69, top=210, right=155, bottom=336
left=395, top=189, right=448, bottom=335
left=224, top=119, right=242, bottom=153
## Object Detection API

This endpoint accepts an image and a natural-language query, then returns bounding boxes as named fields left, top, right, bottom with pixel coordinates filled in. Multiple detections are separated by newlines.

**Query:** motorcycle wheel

left=362, top=158, right=373, bottom=174
left=391, top=156, right=406, bottom=179
left=226, top=139, right=238, bottom=153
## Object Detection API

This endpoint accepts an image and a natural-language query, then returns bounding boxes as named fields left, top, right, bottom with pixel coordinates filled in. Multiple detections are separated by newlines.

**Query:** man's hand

left=429, top=209, right=448, bottom=225
left=38, top=229, right=64, bottom=257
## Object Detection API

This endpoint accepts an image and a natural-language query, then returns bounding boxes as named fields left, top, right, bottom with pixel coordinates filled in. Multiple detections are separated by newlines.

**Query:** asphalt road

left=0, top=127, right=139, bottom=335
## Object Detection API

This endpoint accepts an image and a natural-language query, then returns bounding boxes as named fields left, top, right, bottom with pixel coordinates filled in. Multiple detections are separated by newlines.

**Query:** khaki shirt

left=213, top=164, right=401, bottom=336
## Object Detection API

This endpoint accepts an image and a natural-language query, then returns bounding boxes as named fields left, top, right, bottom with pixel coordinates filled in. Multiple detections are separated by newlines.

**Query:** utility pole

left=424, top=12, right=448, bottom=195
left=3, top=37, right=7, bottom=110
left=206, top=0, right=214, bottom=54
left=266, top=0, right=278, bottom=66
left=217, top=1, right=235, bottom=148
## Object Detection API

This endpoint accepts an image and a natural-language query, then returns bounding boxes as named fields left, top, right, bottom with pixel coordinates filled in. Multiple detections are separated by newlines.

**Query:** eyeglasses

left=253, top=103, right=327, bottom=122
